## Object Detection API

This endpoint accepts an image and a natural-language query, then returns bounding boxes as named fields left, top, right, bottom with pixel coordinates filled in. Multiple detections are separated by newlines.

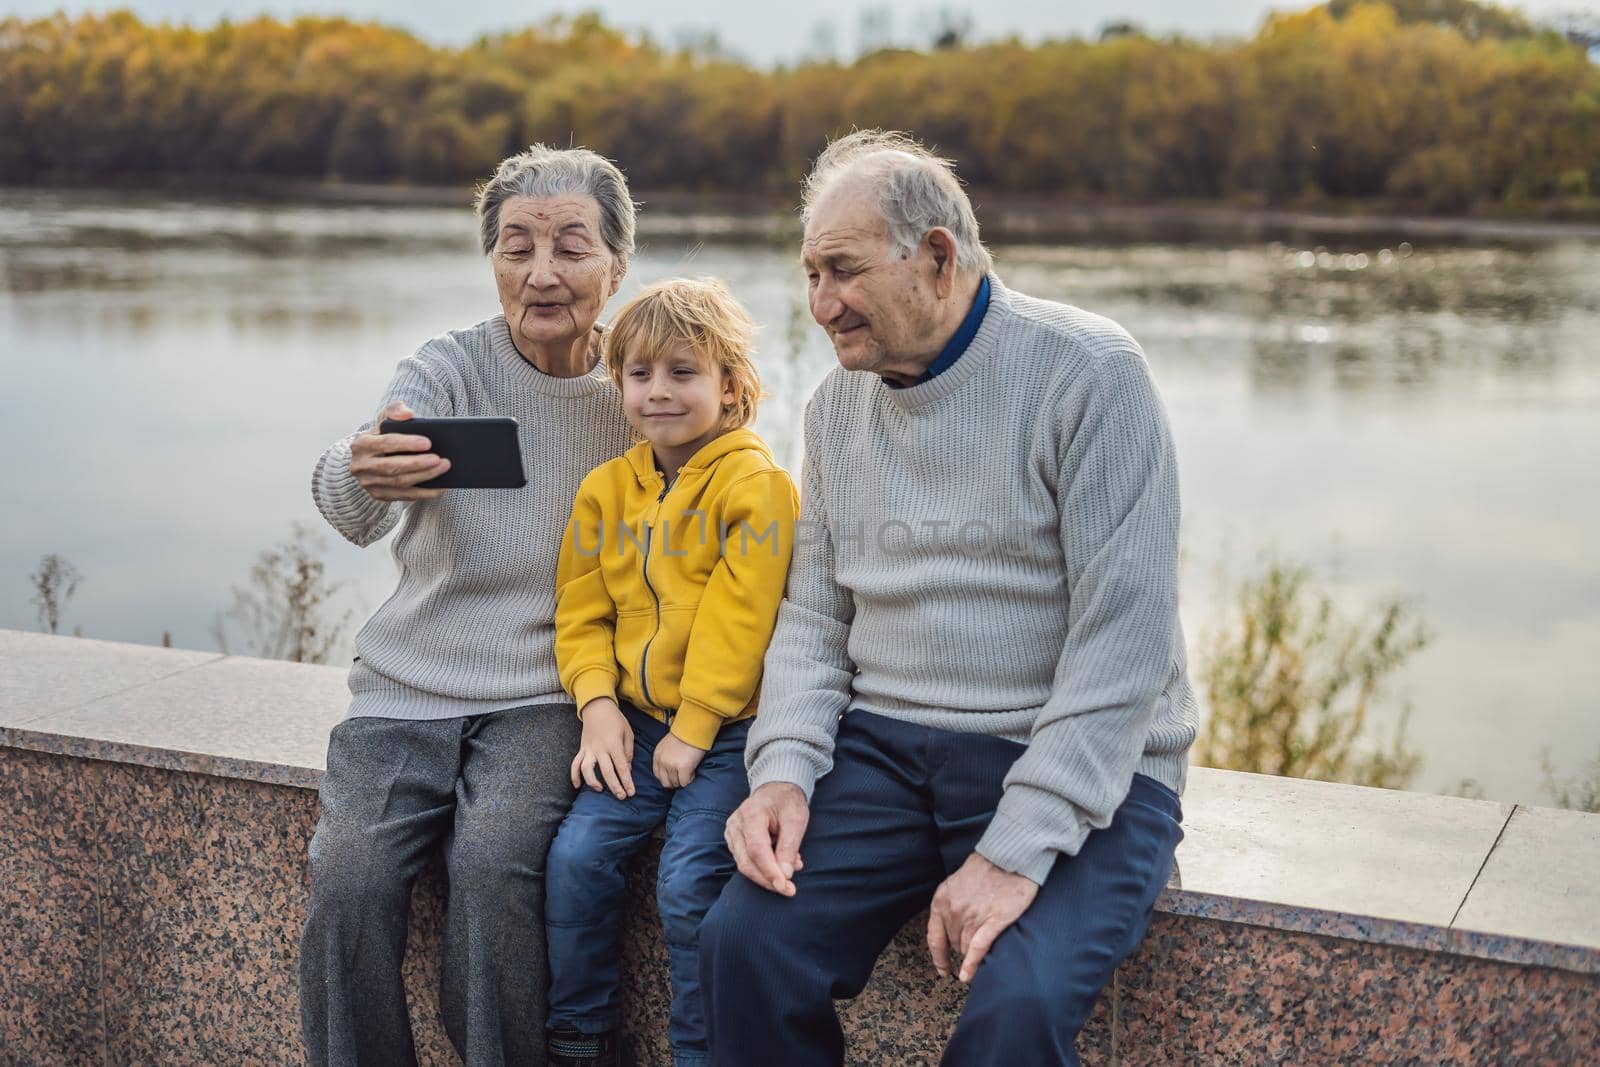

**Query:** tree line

left=1, top=2, right=1596, bottom=213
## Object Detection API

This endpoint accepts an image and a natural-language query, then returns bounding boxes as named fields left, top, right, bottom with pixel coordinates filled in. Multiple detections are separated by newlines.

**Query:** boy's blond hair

left=604, top=277, right=764, bottom=430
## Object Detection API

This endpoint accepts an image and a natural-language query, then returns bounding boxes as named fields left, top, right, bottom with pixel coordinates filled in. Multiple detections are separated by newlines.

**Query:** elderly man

left=699, top=131, right=1197, bottom=1066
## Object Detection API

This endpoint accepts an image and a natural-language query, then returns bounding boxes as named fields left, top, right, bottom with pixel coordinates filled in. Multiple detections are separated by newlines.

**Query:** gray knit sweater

left=312, top=315, right=634, bottom=720
left=746, top=277, right=1198, bottom=884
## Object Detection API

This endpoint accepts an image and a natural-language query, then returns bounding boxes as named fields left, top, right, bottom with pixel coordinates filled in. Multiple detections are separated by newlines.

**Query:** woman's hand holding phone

left=351, top=402, right=452, bottom=502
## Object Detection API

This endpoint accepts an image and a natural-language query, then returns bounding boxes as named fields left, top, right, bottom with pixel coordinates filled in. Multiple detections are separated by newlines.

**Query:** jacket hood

left=622, top=427, right=775, bottom=487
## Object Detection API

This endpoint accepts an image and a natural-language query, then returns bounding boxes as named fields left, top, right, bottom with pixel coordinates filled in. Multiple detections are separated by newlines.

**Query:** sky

left=4, top=0, right=1591, bottom=64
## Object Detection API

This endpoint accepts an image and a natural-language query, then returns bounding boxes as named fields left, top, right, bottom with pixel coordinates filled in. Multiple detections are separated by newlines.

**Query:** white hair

left=474, top=144, right=637, bottom=262
left=801, top=130, right=993, bottom=274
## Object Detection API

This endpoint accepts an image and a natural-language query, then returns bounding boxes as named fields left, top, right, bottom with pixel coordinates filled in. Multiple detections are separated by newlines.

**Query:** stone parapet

left=3, top=630, right=1595, bottom=1063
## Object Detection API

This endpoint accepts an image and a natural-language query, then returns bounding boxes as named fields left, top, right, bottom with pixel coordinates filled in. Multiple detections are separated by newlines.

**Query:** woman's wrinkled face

left=491, top=194, right=623, bottom=354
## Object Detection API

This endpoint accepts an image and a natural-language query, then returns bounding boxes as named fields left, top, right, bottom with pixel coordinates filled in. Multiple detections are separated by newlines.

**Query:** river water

left=2, top=189, right=1596, bottom=805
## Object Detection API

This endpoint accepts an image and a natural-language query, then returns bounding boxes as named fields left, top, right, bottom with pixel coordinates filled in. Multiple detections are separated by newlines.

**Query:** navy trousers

left=699, top=711, right=1183, bottom=1067
left=546, top=705, right=752, bottom=1067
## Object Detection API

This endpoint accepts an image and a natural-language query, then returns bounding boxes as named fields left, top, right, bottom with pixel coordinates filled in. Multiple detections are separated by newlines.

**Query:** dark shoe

left=548, top=1028, right=620, bottom=1067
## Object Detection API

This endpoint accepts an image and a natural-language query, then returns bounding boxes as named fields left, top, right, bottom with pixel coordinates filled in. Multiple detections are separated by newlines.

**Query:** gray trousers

left=299, top=705, right=582, bottom=1067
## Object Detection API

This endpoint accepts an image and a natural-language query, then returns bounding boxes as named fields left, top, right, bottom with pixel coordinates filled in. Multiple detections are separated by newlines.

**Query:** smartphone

left=377, top=416, right=526, bottom=489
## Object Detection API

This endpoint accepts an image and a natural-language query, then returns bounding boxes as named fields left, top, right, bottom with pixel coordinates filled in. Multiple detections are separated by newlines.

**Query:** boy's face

left=620, top=342, right=735, bottom=470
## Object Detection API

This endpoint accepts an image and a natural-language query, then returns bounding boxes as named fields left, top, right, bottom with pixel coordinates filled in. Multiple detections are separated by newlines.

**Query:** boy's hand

left=573, top=698, right=635, bottom=800
left=653, top=732, right=707, bottom=789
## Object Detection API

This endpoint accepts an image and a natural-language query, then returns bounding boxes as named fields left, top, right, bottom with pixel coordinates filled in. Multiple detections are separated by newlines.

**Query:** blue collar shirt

left=884, top=274, right=991, bottom=390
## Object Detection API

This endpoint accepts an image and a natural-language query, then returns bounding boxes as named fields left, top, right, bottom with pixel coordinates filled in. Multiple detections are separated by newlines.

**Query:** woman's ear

left=610, top=255, right=627, bottom=296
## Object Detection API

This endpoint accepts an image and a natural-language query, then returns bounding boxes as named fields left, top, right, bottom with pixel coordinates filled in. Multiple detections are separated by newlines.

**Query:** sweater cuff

left=746, top=744, right=821, bottom=803
left=975, top=786, right=1090, bottom=886
left=570, top=668, right=618, bottom=716
left=312, top=437, right=395, bottom=546
left=670, top=699, right=725, bottom=751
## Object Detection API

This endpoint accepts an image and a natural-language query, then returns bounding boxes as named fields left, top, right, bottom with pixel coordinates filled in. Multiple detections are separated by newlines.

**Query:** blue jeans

left=546, top=704, right=751, bottom=1067
left=699, top=710, right=1184, bottom=1067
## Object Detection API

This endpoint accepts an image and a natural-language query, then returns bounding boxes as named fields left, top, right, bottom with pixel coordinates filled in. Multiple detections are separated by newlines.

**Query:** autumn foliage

left=1, top=4, right=1595, bottom=210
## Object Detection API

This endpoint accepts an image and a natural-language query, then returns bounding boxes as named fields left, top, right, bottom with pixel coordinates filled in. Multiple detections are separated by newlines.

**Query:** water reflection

left=1253, top=321, right=1571, bottom=393
left=1002, top=237, right=1593, bottom=398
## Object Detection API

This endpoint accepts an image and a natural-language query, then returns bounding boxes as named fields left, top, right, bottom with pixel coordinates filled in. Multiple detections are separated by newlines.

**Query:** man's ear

left=925, top=228, right=958, bottom=298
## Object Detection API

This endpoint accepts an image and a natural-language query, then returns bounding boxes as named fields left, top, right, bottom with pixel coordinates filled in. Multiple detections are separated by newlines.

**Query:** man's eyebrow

left=801, top=248, right=860, bottom=270
left=501, top=221, right=528, bottom=233
left=801, top=242, right=844, bottom=264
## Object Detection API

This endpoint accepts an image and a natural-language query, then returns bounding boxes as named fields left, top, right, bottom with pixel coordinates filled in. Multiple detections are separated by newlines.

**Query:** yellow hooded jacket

left=555, top=428, right=799, bottom=750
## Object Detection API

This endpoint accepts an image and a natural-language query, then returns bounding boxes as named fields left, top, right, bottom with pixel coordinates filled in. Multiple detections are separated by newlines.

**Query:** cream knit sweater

left=746, top=277, right=1198, bottom=883
left=312, top=314, right=634, bottom=721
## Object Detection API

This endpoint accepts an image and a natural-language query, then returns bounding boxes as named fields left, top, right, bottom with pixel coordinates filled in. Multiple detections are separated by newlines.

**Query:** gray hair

left=801, top=130, right=993, bottom=274
left=474, top=145, right=637, bottom=262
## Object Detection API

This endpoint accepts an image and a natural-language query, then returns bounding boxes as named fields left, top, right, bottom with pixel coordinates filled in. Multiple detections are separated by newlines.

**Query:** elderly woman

left=298, top=146, right=637, bottom=1067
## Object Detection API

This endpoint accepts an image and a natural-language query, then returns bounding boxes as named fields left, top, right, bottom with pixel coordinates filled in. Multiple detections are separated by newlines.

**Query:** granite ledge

left=0, top=725, right=325, bottom=789
left=5, top=630, right=1598, bottom=977
left=0, top=629, right=223, bottom=729
left=1160, top=888, right=1600, bottom=976
left=1, top=631, right=347, bottom=787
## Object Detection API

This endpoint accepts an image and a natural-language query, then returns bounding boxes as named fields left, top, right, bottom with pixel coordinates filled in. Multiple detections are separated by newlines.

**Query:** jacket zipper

left=638, top=479, right=669, bottom=721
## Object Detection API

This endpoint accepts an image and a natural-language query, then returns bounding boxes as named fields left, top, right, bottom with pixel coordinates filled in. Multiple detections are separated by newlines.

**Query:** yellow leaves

left=0, top=6, right=1593, bottom=210
left=1336, top=1, right=1403, bottom=38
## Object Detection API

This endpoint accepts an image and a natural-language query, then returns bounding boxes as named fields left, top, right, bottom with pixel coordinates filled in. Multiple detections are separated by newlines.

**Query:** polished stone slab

left=4, top=653, right=348, bottom=787
left=1172, top=766, right=1512, bottom=927
left=90, top=759, right=323, bottom=1063
left=0, top=748, right=104, bottom=1063
left=1151, top=768, right=1600, bottom=971
left=0, top=629, right=220, bottom=728
left=1454, top=805, right=1600, bottom=950
left=1157, top=888, right=1600, bottom=975
left=1117, top=912, right=1600, bottom=1065
left=5, top=737, right=1596, bottom=1065
left=2, top=747, right=456, bottom=1066
left=5, top=630, right=1599, bottom=979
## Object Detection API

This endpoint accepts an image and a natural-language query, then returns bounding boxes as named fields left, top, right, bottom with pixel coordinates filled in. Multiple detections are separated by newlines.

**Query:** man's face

left=801, top=186, right=939, bottom=374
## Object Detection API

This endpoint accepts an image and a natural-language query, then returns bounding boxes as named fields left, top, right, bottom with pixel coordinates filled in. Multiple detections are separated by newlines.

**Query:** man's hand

left=724, top=782, right=809, bottom=897
left=572, top=698, right=635, bottom=800
left=927, top=853, right=1039, bottom=983
left=653, top=732, right=707, bottom=789
left=350, top=402, right=450, bottom=502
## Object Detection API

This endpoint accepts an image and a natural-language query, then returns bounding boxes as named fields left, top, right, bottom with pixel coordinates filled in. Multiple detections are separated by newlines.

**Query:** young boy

left=545, top=278, right=799, bottom=1067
